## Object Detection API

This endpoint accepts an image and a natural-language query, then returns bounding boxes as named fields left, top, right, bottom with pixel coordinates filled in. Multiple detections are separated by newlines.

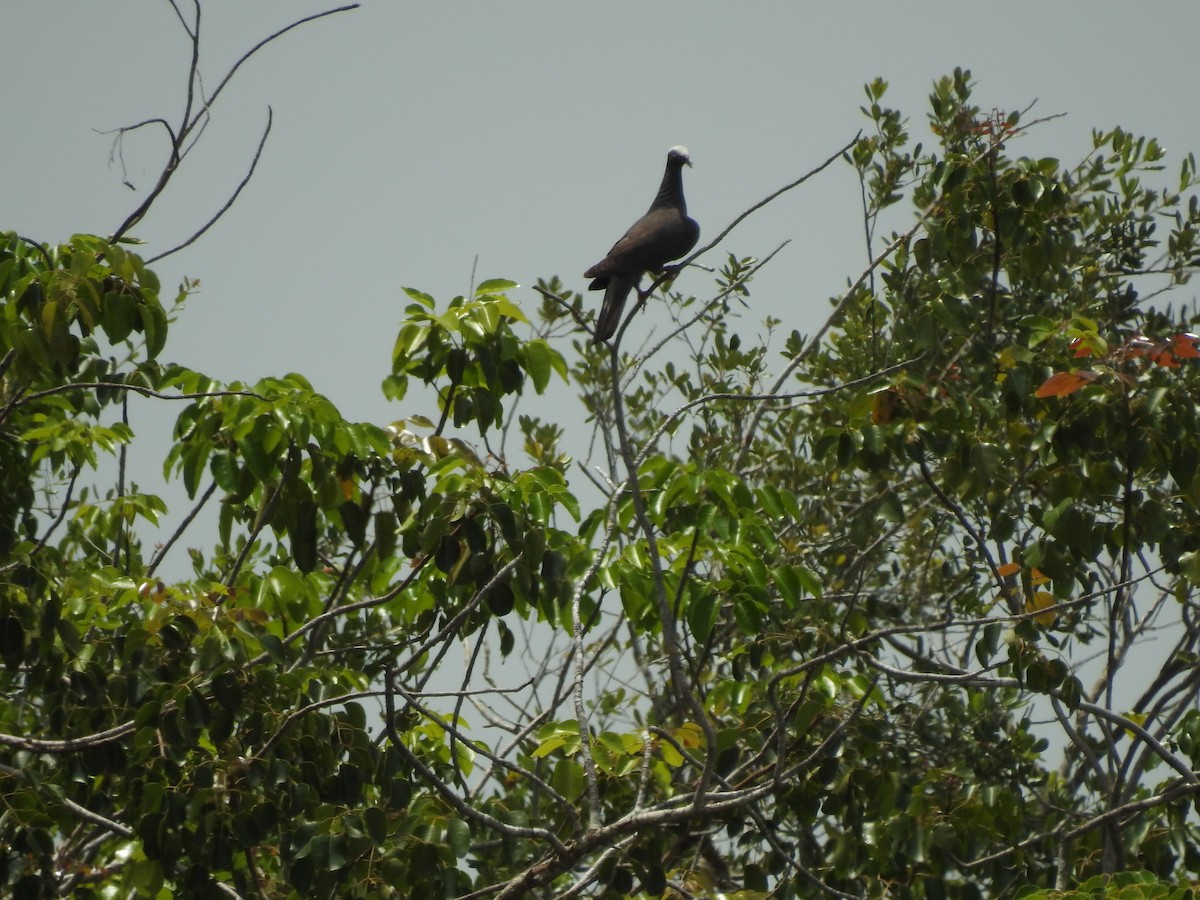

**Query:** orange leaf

left=1172, top=333, right=1200, bottom=359
left=1035, top=370, right=1098, bottom=398
left=1030, top=567, right=1050, bottom=586
left=996, top=562, right=1020, bottom=577
left=1151, top=349, right=1179, bottom=368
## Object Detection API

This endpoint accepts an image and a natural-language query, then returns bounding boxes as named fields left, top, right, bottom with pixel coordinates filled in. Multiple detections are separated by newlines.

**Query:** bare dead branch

left=108, top=4, right=359, bottom=244
left=684, top=133, right=861, bottom=267
left=146, top=107, right=274, bottom=264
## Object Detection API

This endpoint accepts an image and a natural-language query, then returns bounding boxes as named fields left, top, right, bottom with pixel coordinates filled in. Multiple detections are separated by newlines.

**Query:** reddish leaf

left=1035, top=370, right=1098, bottom=398
left=1172, top=333, right=1200, bottom=359
left=1151, top=349, right=1180, bottom=368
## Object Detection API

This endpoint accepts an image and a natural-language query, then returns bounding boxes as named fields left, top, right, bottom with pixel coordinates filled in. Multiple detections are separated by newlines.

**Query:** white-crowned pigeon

left=585, top=146, right=700, bottom=344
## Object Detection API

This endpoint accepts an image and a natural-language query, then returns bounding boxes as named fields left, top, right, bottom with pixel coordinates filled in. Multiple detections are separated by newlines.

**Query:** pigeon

left=585, top=146, right=700, bottom=344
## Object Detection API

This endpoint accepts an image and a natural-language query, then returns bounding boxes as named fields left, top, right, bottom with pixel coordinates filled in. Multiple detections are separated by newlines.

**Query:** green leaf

left=533, top=721, right=580, bottom=758
left=210, top=452, right=239, bottom=492
left=475, top=278, right=517, bottom=295
left=487, top=583, right=515, bottom=617
left=102, top=289, right=138, bottom=343
left=524, top=339, right=553, bottom=393
left=267, top=565, right=306, bottom=603
left=297, top=833, right=348, bottom=870
left=258, top=633, right=286, bottom=663
left=392, top=322, right=430, bottom=367
left=141, top=300, right=169, bottom=359
left=548, top=759, right=583, bottom=803
left=1041, top=496, right=1073, bottom=535
left=0, top=616, right=25, bottom=666
left=687, top=591, right=718, bottom=642
left=1179, top=551, right=1200, bottom=587
left=239, top=432, right=275, bottom=482
left=289, top=498, right=319, bottom=574
left=970, top=441, right=1003, bottom=476
left=491, top=296, right=527, bottom=323
left=363, top=807, right=388, bottom=845
left=402, top=286, right=436, bottom=308
left=733, top=595, right=763, bottom=635
left=339, top=500, right=367, bottom=548
left=445, top=818, right=471, bottom=858
left=976, top=621, right=1003, bottom=666
left=794, top=565, right=822, bottom=599
left=381, top=373, right=408, bottom=402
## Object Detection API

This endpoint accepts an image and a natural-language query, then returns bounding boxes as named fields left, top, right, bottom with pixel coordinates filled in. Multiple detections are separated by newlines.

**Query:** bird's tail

left=592, top=272, right=638, bottom=344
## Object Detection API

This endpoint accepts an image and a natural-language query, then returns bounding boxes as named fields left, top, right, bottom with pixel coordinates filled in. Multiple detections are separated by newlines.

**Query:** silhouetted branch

left=146, top=478, right=218, bottom=578
left=107, top=4, right=359, bottom=245
left=683, top=132, right=862, bottom=267
left=146, top=107, right=273, bottom=264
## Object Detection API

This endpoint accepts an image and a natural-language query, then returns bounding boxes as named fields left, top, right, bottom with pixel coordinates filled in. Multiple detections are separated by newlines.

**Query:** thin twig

left=683, top=133, right=861, bottom=267
left=28, top=462, right=82, bottom=559
left=146, top=107, right=274, bottom=264
left=108, top=4, right=359, bottom=244
left=735, top=220, right=924, bottom=466
left=16, top=382, right=266, bottom=405
left=146, top=479, right=218, bottom=578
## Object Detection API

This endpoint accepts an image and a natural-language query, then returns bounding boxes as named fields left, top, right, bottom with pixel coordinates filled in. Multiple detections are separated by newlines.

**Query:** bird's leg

left=631, top=276, right=652, bottom=315
left=633, top=265, right=680, bottom=319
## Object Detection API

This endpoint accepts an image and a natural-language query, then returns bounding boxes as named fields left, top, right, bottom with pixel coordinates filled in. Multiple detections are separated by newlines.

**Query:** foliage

left=1015, top=870, right=1199, bottom=899
left=5, top=52, right=1200, bottom=900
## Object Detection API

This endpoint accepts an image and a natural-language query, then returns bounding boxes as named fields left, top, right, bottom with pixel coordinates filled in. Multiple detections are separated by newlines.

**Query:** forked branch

left=107, top=3, right=359, bottom=248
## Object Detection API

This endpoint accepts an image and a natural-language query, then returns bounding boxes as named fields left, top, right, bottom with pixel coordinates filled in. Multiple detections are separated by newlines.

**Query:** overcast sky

left=6, top=2, right=1200, bottom=570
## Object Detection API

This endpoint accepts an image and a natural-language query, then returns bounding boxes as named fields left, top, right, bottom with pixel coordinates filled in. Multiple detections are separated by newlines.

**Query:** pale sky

left=6, top=1, right=1200, bottom=564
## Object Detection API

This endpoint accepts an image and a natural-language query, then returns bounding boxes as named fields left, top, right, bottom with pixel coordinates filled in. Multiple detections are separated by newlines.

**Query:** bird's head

left=667, top=145, right=693, bottom=167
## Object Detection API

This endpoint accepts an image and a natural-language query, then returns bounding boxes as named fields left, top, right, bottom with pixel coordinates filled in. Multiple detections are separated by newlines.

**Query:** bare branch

left=146, top=107, right=274, bottom=264
left=198, top=6, right=360, bottom=132
left=685, top=133, right=861, bottom=266
left=108, top=4, right=360, bottom=244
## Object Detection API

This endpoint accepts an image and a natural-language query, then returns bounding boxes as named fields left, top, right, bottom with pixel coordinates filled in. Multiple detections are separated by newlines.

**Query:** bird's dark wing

left=584, top=207, right=699, bottom=280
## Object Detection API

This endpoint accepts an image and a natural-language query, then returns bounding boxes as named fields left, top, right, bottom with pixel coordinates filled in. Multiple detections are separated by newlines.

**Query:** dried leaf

left=872, top=388, right=902, bottom=424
